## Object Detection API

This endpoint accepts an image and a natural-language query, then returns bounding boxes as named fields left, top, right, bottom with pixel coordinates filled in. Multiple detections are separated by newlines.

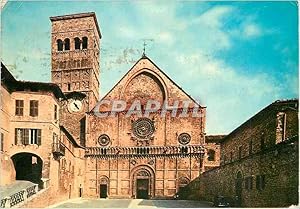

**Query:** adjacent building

left=186, top=99, right=299, bottom=207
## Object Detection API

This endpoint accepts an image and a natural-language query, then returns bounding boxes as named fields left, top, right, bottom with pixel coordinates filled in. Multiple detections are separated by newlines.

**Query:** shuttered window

left=30, top=100, right=39, bottom=117
left=256, top=175, right=266, bottom=191
left=15, top=128, right=41, bottom=145
left=15, top=100, right=24, bottom=116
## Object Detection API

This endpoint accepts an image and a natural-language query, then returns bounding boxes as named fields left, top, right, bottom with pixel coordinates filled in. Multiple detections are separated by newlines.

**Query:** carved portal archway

left=99, top=175, right=109, bottom=198
left=131, top=165, right=155, bottom=199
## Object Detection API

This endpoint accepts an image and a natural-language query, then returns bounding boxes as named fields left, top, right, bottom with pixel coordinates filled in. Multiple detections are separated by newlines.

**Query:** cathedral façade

left=50, top=12, right=213, bottom=199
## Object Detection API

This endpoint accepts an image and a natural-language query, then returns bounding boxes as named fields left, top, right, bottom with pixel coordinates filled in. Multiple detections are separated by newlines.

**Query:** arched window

left=82, top=37, right=88, bottom=49
left=64, top=38, right=70, bottom=50
left=74, top=37, right=81, bottom=50
left=57, top=39, right=63, bottom=51
left=207, top=149, right=215, bottom=161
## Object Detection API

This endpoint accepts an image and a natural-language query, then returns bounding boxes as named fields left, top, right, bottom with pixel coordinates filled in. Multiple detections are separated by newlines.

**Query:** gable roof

left=1, top=62, right=65, bottom=99
left=90, top=55, right=206, bottom=113
left=221, top=99, right=298, bottom=144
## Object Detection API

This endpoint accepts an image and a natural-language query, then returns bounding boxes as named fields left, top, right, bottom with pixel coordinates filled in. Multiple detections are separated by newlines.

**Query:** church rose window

left=98, top=134, right=110, bottom=146
left=132, top=118, right=155, bottom=139
left=178, top=133, right=191, bottom=145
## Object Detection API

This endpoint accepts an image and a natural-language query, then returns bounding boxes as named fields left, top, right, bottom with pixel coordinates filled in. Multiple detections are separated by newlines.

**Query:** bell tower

left=50, top=12, right=101, bottom=146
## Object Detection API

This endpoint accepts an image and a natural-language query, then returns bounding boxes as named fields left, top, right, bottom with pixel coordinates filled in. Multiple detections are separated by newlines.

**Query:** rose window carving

left=132, top=118, right=155, bottom=139
left=178, top=133, right=191, bottom=145
left=98, top=134, right=110, bottom=146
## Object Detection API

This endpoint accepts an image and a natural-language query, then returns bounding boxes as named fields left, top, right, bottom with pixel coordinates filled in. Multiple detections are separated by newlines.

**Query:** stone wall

left=186, top=138, right=298, bottom=207
left=185, top=100, right=299, bottom=207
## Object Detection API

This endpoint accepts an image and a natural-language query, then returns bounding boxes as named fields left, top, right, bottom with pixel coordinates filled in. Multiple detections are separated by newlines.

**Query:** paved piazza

left=50, top=199, right=213, bottom=208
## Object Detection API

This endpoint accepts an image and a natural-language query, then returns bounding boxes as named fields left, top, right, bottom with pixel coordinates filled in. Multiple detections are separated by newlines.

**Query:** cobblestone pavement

left=50, top=198, right=213, bottom=208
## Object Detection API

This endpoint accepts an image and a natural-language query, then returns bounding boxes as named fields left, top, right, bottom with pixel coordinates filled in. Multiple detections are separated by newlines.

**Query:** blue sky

left=1, top=1, right=298, bottom=134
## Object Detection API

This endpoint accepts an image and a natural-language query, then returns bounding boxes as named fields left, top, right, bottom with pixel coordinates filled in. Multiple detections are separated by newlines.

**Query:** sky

left=1, top=1, right=298, bottom=134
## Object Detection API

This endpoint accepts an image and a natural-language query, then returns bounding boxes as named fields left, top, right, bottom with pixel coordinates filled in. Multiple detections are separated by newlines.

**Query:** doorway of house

left=100, top=184, right=108, bottom=198
left=136, top=179, right=149, bottom=199
left=235, top=172, right=243, bottom=207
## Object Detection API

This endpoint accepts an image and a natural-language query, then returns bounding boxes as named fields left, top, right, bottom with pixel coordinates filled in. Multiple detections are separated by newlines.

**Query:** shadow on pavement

left=138, top=200, right=214, bottom=208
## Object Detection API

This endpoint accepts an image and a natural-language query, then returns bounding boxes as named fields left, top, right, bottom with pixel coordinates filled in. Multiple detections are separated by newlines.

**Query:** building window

left=238, top=146, right=242, bottom=159
left=260, top=137, right=265, bottom=151
left=207, top=149, right=215, bottom=161
left=15, top=100, right=24, bottom=116
left=29, top=100, right=39, bottom=117
left=256, top=175, right=266, bottom=191
left=53, top=132, right=58, bottom=143
left=245, top=176, right=253, bottom=190
left=223, top=155, right=227, bottom=164
left=57, top=39, right=63, bottom=51
left=54, top=105, right=58, bottom=120
left=249, top=140, right=253, bottom=155
left=29, top=129, right=41, bottom=144
left=0, top=133, right=3, bottom=151
left=82, top=37, right=88, bottom=49
left=64, top=38, right=70, bottom=50
left=15, top=128, right=41, bottom=145
left=74, top=37, right=81, bottom=50
left=67, top=83, right=71, bottom=91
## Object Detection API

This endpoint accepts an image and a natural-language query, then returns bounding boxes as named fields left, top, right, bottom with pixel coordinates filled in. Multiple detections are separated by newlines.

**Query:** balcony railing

left=85, top=145, right=205, bottom=159
left=0, top=184, right=38, bottom=208
left=52, top=142, right=65, bottom=156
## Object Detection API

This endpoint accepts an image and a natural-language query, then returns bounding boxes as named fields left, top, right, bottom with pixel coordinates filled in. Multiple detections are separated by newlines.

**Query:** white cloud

left=243, top=23, right=262, bottom=37
left=193, top=6, right=234, bottom=28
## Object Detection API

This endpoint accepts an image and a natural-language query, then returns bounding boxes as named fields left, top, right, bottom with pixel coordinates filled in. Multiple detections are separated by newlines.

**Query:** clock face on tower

left=68, top=99, right=84, bottom=113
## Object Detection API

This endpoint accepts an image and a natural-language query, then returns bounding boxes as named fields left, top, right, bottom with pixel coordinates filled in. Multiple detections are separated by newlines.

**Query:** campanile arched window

left=64, top=38, right=70, bottom=50
left=82, top=37, right=88, bottom=49
left=57, top=39, right=63, bottom=51
left=74, top=37, right=81, bottom=50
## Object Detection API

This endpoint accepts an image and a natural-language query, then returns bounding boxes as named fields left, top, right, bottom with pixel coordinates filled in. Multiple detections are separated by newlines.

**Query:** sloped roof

left=90, top=55, right=206, bottom=113
left=50, top=12, right=102, bottom=39
left=1, top=62, right=65, bottom=99
left=221, top=99, right=298, bottom=143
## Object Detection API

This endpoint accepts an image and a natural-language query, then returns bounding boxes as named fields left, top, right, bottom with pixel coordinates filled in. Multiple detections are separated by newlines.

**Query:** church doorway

left=99, top=176, right=109, bottom=198
left=11, top=152, right=43, bottom=188
left=136, top=179, right=149, bottom=199
left=131, top=166, right=154, bottom=199
left=100, top=184, right=108, bottom=198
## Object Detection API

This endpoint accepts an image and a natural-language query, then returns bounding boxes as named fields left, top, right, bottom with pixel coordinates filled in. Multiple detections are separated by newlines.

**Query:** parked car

left=213, top=196, right=235, bottom=207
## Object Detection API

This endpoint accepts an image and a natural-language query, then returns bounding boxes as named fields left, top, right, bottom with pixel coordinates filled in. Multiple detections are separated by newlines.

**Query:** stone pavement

left=0, top=180, right=35, bottom=199
left=49, top=198, right=213, bottom=208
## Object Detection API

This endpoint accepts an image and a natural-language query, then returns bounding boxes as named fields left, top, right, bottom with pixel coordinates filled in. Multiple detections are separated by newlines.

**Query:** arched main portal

left=131, top=166, right=155, bottom=199
left=11, top=152, right=43, bottom=188
left=177, top=176, right=190, bottom=199
left=99, top=175, right=109, bottom=198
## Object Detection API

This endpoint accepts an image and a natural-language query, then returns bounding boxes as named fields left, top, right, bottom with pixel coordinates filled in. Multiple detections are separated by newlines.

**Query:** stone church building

left=51, top=12, right=207, bottom=199
left=0, top=12, right=221, bottom=205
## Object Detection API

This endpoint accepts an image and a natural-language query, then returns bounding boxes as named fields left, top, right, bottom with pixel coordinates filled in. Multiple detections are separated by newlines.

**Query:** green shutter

left=35, top=101, right=39, bottom=116
left=24, top=129, right=29, bottom=145
left=15, top=128, right=18, bottom=145
left=37, top=129, right=41, bottom=145
left=30, top=101, right=33, bottom=116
